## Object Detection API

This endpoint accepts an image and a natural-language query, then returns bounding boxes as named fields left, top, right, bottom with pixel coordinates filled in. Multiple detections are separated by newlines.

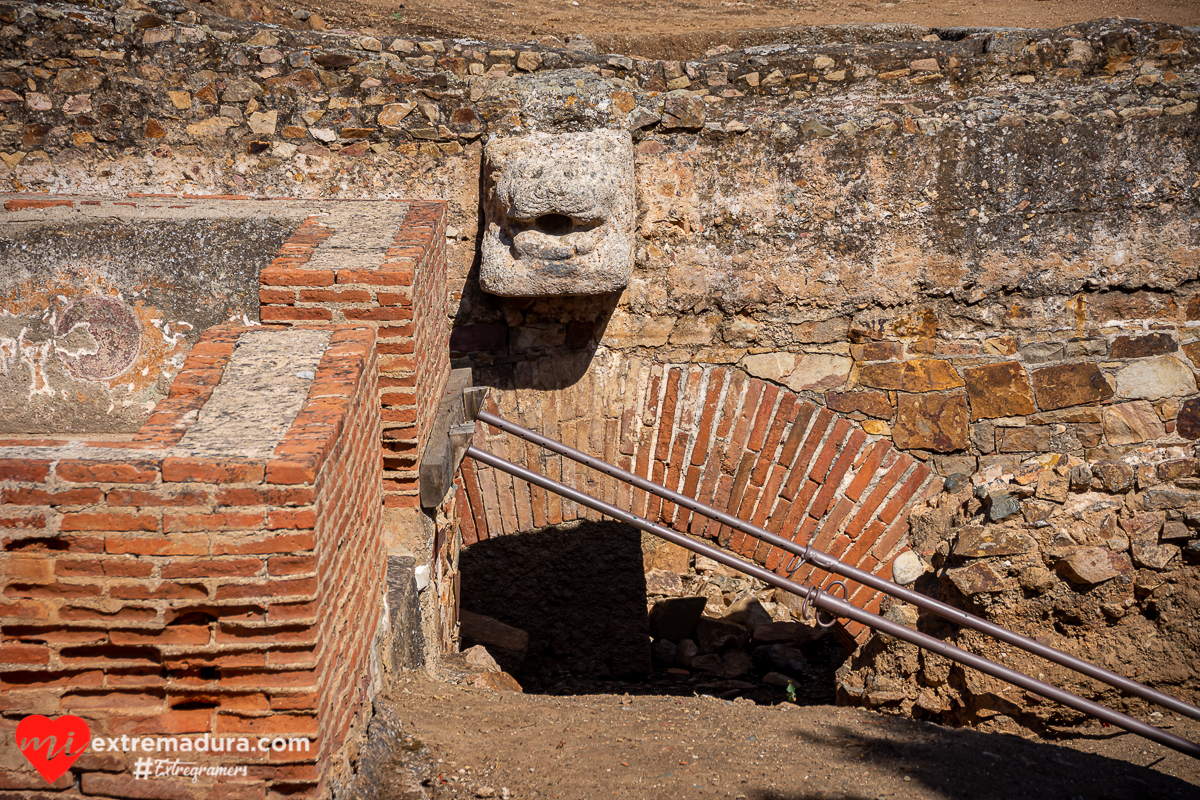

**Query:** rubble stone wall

left=3, top=4, right=1197, bottom=471
left=0, top=322, right=383, bottom=799
left=837, top=450, right=1200, bottom=731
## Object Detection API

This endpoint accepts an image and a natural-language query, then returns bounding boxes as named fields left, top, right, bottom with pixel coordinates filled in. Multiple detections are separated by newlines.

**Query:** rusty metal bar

left=466, top=444, right=1200, bottom=760
left=474, top=408, right=1200, bottom=724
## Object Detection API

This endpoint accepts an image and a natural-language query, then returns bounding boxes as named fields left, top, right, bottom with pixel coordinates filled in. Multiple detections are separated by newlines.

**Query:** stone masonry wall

left=0, top=321, right=383, bottom=799
left=3, top=4, right=1195, bottom=476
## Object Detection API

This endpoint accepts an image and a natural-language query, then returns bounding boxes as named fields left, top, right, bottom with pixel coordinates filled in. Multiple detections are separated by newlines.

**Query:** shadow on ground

left=747, top=714, right=1198, bottom=800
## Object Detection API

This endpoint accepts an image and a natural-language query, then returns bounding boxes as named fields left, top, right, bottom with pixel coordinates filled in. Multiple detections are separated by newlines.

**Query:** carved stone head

left=480, top=130, right=635, bottom=297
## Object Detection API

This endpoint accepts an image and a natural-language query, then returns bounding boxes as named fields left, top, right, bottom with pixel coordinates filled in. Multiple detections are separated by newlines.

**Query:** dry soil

left=212, top=0, right=1200, bottom=60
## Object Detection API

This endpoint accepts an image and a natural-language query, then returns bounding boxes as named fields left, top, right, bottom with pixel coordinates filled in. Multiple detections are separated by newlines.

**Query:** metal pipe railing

left=475, top=408, right=1200, bottom=724
left=466, top=444, right=1200, bottom=760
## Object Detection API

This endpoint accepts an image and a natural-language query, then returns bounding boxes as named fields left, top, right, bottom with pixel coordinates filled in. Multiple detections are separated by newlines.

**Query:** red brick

left=871, top=516, right=911, bottom=562
left=1, top=486, right=103, bottom=505
left=214, top=577, right=316, bottom=601
left=5, top=197, right=74, bottom=211
left=843, top=440, right=891, bottom=502
left=259, top=288, right=295, bottom=305
left=722, top=380, right=765, bottom=473
left=163, top=511, right=265, bottom=532
left=261, top=306, right=333, bottom=322
left=879, top=464, right=931, bottom=524
left=107, top=487, right=211, bottom=508
left=5, top=582, right=102, bottom=599
left=265, top=458, right=319, bottom=485
left=0, top=643, right=50, bottom=665
left=162, top=458, right=265, bottom=484
left=0, top=460, right=49, bottom=483
left=109, top=582, right=209, bottom=601
left=108, top=709, right=213, bottom=735
left=265, top=508, right=316, bottom=530
left=268, top=600, right=317, bottom=623
left=0, top=512, right=45, bottom=529
left=260, top=267, right=335, bottom=286
left=59, top=605, right=156, bottom=623
left=809, top=418, right=852, bottom=484
left=268, top=555, right=316, bottom=575
left=846, top=459, right=909, bottom=537
left=55, top=460, right=158, bottom=484
left=60, top=512, right=157, bottom=532
left=111, top=626, right=210, bottom=646
left=56, top=557, right=154, bottom=578
left=298, top=288, right=373, bottom=303
left=161, top=558, right=263, bottom=579
left=336, top=269, right=413, bottom=286
left=215, top=488, right=315, bottom=509
left=810, top=429, right=867, bottom=518
left=746, top=385, right=781, bottom=452
left=105, top=533, right=206, bottom=556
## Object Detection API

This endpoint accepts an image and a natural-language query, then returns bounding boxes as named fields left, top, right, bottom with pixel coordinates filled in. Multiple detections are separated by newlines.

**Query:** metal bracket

left=419, top=370, right=489, bottom=509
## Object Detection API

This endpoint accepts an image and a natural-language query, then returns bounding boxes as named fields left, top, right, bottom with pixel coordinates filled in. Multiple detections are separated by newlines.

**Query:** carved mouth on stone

left=505, top=215, right=602, bottom=261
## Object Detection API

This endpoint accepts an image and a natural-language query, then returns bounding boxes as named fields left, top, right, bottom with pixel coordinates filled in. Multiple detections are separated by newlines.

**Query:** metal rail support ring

left=802, top=581, right=848, bottom=628
left=784, top=543, right=812, bottom=575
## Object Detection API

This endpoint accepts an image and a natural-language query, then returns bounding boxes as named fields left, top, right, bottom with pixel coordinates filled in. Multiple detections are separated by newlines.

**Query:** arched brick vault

left=453, top=351, right=943, bottom=645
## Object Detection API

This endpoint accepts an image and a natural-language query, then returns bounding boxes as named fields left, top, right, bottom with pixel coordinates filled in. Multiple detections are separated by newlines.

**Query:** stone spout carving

left=480, top=130, right=635, bottom=296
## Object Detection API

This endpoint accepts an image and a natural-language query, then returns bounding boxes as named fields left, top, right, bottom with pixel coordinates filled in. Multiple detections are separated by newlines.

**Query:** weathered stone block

left=962, top=361, right=1036, bottom=419
left=997, top=426, right=1052, bottom=452
left=1175, top=396, right=1200, bottom=440
left=784, top=354, right=852, bottom=392
left=945, top=562, right=1005, bottom=594
left=1114, top=356, right=1197, bottom=400
left=858, top=359, right=963, bottom=392
left=481, top=130, right=635, bottom=296
left=1102, top=400, right=1166, bottom=445
left=890, top=550, right=925, bottom=585
left=952, top=525, right=1034, bottom=557
left=1029, top=363, right=1114, bottom=410
left=742, top=351, right=794, bottom=382
left=1131, top=541, right=1179, bottom=570
left=1091, top=460, right=1136, bottom=493
left=826, top=390, right=892, bottom=419
left=1056, top=547, right=1131, bottom=584
left=1035, top=468, right=1069, bottom=502
left=893, top=391, right=968, bottom=452
left=1110, top=333, right=1176, bottom=359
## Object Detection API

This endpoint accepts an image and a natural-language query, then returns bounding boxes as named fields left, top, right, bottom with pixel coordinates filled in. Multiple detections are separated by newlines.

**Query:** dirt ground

left=211, top=0, right=1200, bottom=59
left=371, top=672, right=1200, bottom=800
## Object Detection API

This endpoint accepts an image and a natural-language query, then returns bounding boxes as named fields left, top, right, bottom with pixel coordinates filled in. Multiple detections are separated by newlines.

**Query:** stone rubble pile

left=643, top=551, right=837, bottom=700
left=837, top=448, right=1200, bottom=732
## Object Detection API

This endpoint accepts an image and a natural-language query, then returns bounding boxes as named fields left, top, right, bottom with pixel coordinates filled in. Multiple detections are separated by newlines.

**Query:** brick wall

left=256, top=200, right=450, bottom=509
left=0, top=322, right=382, bottom=799
left=455, top=351, right=941, bottom=646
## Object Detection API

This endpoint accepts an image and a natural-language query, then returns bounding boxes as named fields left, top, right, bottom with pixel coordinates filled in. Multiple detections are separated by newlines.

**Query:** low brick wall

left=1, top=193, right=450, bottom=507
left=0, top=322, right=382, bottom=799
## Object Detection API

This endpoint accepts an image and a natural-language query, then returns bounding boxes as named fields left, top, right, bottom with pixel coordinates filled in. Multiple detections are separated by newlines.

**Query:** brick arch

left=454, top=351, right=941, bottom=643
